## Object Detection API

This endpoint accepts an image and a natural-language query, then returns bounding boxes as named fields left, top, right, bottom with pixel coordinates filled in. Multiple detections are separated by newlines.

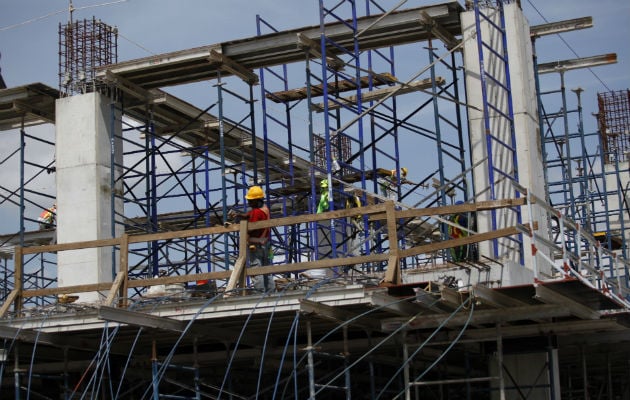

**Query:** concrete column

left=55, top=92, right=123, bottom=304
left=461, top=4, right=551, bottom=276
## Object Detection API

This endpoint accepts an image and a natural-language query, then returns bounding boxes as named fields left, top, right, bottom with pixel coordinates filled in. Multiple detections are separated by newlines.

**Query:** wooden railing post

left=383, top=201, right=401, bottom=285
left=226, top=220, right=249, bottom=293
left=120, top=234, right=129, bottom=307
left=105, top=234, right=128, bottom=307
left=0, top=246, right=23, bottom=317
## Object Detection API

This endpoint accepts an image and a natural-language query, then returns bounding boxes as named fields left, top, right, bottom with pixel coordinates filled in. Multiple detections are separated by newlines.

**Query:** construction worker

left=38, top=203, right=56, bottom=230
left=345, top=190, right=363, bottom=235
left=228, top=186, right=272, bottom=291
left=316, top=178, right=330, bottom=214
left=379, top=167, right=408, bottom=200
left=448, top=200, right=477, bottom=262
left=344, top=190, right=364, bottom=273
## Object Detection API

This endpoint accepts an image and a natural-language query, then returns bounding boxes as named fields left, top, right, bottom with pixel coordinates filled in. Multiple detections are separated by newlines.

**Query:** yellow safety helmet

left=320, top=179, right=329, bottom=188
left=245, top=185, right=265, bottom=200
left=401, top=167, right=408, bottom=177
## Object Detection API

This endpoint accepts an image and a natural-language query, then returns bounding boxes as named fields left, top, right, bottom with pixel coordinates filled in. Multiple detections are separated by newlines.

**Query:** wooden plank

left=209, top=49, right=259, bottom=84
left=300, top=299, right=382, bottom=332
left=0, top=290, right=19, bottom=318
left=24, top=282, right=115, bottom=297
left=119, top=233, right=129, bottom=307
left=105, top=273, right=126, bottom=307
left=226, top=257, right=246, bottom=293
left=22, top=237, right=121, bottom=255
left=313, top=77, right=444, bottom=112
left=125, top=270, right=232, bottom=288
left=398, top=225, right=523, bottom=259
left=473, top=284, right=530, bottom=308
left=247, top=253, right=390, bottom=276
left=226, top=220, right=250, bottom=292
left=383, top=201, right=400, bottom=284
left=369, top=198, right=528, bottom=221
left=382, top=304, right=572, bottom=332
left=534, top=284, right=601, bottom=320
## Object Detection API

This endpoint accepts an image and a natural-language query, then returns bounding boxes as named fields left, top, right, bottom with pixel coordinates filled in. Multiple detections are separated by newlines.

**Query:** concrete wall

left=461, top=3, right=552, bottom=278
left=55, top=92, right=123, bottom=304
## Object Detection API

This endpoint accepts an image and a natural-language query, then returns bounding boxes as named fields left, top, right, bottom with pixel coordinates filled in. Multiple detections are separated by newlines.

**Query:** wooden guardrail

left=0, top=200, right=528, bottom=317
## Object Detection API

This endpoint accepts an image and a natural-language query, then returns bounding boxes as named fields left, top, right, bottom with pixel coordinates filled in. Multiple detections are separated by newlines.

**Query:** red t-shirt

left=247, top=206, right=270, bottom=242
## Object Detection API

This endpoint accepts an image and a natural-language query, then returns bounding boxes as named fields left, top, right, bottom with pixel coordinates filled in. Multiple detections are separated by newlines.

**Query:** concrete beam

left=370, top=292, right=426, bottom=317
left=98, top=305, right=187, bottom=332
left=537, top=53, right=617, bottom=74
left=94, top=2, right=462, bottom=88
left=530, top=16, right=593, bottom=38
left=534, top=284, right=601, bottom=320
left=381, top=304, right=573, bottom=332
left=300, top=299, right=381, bottom=332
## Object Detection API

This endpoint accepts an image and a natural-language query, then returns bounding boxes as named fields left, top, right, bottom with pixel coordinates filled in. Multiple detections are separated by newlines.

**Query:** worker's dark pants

left=248, top=242, right=271, bottom=291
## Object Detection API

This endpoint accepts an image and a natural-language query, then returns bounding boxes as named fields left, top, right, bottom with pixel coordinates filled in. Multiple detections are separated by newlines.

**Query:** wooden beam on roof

left=209, top=49, right=259, bottom=85
left=534, top=284, right=601, bottom=320
left=313, top=77, right=444, bottom=112
left=296, top=32, right=345, bottom=71
left=103, top=70, right=155, bottom=102
left=420, top=10, right=460, bottom=49
left=472, top=284, right=530, bottom=308
left=381, top=304, right=573, bottom=332
left=370, top=292, right=426, bottom=317
left=452, top=318, right=625, bottom=342
left=300, top=299, right=381, bottom=332
left=268, top=72, right=397, bottom=102
left=98, top=305, right=187, bottom=332
left=413, top=288, right=453, bottom=313
left=0, top=324, right=96, bottom=350
left=95, top=3, right=462, bottom=88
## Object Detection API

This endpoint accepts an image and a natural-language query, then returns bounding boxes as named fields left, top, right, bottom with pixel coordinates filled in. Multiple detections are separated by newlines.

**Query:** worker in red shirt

left=228, top=185, right=272, bottom=291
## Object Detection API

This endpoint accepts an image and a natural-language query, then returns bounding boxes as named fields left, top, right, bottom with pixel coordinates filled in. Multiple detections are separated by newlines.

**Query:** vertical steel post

left=152, top=340, right=159, bottom=400
left=581, top=346, right=589, bottom=400
left=217, top=72, right=230, bottom=271
left=547, top=337, right=557, bottom=400
left=402, top=331, right=411, bottom=400
left=307, top=320, right=316, bottom=400
left=343, top=325, right=351, bottom=400
left=14, top=344, right=20, bottom=400
left=496, top=324, right=505, bottom=400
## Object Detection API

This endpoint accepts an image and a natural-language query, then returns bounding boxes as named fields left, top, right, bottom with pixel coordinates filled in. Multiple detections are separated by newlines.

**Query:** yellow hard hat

left=401, top=167, right=408, bottom=177
left=320, top=179, right=329, bottom=188
left=245, top=185, right=265, bottom=200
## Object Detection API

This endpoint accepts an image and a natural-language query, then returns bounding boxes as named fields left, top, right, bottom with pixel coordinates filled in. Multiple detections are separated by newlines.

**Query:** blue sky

left=0, top=0, right=629, bottom=234
left=1, top=0, right=628, bottom=99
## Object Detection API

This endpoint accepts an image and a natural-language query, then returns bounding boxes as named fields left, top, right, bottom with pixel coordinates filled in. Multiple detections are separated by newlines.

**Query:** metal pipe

left=581, top=345, right=589, bottom=400
left=496, top=324, right=505, bottom=400
left=14, top=343, right=20, bottom=400
left=307, top=320, right=316, bottom=399
left=403, top=331, right=411, bottom=400
left=152, top=340, right=159, bottom=400
left=547, top=337, right=557, bottom=400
